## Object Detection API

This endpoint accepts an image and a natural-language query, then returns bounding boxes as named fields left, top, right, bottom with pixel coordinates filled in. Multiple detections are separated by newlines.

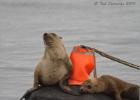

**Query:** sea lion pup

left=80, top=75, right=139, bottom=100
left=20, top=33, right=77, bottom=100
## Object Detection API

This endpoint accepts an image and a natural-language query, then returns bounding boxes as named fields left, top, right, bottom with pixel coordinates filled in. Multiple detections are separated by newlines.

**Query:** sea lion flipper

left=62, top=85, right=81, bottom=96
left=59, top=75, right=81, bottom=96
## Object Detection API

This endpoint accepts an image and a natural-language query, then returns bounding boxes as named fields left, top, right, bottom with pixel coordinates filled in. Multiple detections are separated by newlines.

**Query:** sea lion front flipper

left=62, top=85, right=81, bottom=96
left=59, top=75, right=81, bottom=96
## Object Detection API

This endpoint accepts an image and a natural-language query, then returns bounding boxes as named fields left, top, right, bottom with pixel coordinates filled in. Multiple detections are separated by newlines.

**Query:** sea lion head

left=80, top=79, right=101, bottom=93
left=43, top=32, right=67, bottom=59
left=43, top=33, right=63, bottom=48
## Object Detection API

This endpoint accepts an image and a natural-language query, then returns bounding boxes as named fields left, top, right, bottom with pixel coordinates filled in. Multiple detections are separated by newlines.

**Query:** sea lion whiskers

left=80, top=79, right=94, bottom=93
left=43, top=36, right=56, bottom=48
left=46, top=41, right=55, bottom=47
left=81, top=78, right=107, bottom=93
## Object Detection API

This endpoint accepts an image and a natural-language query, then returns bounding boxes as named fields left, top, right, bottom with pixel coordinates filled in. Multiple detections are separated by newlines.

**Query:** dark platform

left=26, top=85, right=139, bottom=100
left=26, top=86, right=114, bottom=100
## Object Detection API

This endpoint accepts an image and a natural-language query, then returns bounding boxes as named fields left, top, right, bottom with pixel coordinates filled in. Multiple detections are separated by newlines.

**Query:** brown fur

left=35, top=33, right=69, bottom=86
left=80, top=75, right=139, bottom=100
left=20, top=33, right=72, bottom=100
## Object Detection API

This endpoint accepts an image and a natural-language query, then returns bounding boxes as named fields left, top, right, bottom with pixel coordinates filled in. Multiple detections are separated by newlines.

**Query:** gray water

left=0, top=0, right=140, bottom=100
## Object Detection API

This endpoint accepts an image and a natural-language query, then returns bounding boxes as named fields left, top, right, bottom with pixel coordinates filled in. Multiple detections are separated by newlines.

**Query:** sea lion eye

left=87, top=85, right=92, bottom=89
left=59, top=36, right=63, bottom=39
left=43, top=33, right=48, bottom=37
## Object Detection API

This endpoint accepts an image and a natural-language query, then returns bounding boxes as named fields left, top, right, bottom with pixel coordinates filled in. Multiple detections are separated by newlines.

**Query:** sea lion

left=20, top=33, right=75, bottom=100
left=80, top=75, right=139, bottom=100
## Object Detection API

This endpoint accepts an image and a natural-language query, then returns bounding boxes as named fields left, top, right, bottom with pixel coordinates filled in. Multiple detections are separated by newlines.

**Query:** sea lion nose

left=43, top=33, right=50, bottom=39
left=43, top=33, right=49, bottom=37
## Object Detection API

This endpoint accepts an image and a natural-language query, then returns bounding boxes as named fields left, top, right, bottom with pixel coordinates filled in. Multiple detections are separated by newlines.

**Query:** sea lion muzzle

left=43, top=33, right=60, bottom=47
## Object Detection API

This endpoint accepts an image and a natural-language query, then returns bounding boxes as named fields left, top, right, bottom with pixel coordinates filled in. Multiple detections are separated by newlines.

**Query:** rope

left=93, top=51, right=97, bottom=79
left=80, top=45, right=98, bottom=79
left=80, top=45, right=140, bottom=70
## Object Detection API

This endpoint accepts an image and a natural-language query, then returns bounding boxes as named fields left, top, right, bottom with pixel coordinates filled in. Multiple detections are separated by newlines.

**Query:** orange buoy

left=68, top=45, right=96, bottom=85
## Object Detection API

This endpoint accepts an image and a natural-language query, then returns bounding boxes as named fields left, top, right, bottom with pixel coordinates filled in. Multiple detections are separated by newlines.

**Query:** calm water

left=0, top=0, right=140, bottom=100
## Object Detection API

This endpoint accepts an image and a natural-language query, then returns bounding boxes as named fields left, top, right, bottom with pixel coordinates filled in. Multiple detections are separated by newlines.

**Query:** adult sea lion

left=80, top=75, right=139, bottom=100
left=20, top=33, right=75, bottom=100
